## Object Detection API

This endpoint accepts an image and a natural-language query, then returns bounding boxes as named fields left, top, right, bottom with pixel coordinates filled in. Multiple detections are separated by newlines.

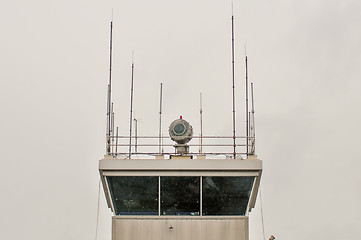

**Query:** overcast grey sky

left=1, top=0, right=361, bottom=239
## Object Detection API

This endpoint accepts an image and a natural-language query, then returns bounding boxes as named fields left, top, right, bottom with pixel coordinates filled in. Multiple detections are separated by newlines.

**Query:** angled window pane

left=202, top=177, right=255, bottom=216
left=161, top=177, right=200, bottom=216
left=106, top=176, right=158, bottom=215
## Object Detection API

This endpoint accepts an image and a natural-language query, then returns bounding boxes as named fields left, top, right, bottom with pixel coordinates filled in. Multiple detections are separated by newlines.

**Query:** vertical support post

left=115, top=127, right=119, bottom=156
left=159, top=83, right=163, bottom=154
left=134, top=119, right=138, bottom=153
left=248, top=111, right=251, bottom=154
left=111, top=102, right=114, bottom=155
left=200, top=176, right=203, bottom=216
left=246, top=56, right=249, bottom=156
left=129, top=61, right=134, bottom=159
left=200, top=93, right=203, bottom=154
left=158, top=176, right=161, bottom=216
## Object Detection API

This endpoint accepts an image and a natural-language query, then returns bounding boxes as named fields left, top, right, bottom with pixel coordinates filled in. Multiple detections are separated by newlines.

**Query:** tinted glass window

left=107, top=176, right=158, bottom=215
left=161, top=177, right=200, bottom=215
left=202, top=177, right=254, bottom=215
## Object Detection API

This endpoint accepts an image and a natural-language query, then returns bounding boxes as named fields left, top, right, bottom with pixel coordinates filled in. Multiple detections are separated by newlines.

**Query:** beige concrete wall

left=112, top=217, right=248, bottom=240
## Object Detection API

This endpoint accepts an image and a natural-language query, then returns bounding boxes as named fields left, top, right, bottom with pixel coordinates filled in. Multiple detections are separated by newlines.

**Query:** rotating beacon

left=168, top=117, right=193, bottom=154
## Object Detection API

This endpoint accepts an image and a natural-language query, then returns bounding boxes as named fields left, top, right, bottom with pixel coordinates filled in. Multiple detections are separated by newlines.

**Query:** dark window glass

left=202, top=177, right=255, bottom=216
left=107, top=176, right=158, bottom=215
left=161, top=177, right=200, bottom=215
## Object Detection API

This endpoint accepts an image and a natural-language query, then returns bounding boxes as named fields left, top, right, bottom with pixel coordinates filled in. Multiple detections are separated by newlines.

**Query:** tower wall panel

left=112, top=217, right=249, bottom=240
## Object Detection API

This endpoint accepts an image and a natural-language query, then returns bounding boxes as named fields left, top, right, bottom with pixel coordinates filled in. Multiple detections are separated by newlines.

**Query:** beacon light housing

left=169, top=118, right=193, bottom=155
left=168, top=118, right=193, bottom=144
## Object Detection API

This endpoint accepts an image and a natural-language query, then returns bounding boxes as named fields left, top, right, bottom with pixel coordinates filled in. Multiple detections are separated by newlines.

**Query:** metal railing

left=106, top=135, right=255, bottom=159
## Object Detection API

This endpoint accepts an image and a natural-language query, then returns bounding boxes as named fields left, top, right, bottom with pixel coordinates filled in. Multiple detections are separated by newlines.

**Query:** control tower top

left=98, top=7, right=262, bottom=238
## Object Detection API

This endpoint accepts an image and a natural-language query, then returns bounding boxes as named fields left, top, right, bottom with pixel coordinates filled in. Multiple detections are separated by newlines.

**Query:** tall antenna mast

left=251, top=82, right=256, bottom=154
left=245, top=55, right=249, bottom=155
left=158, top=83, right=163, bottom=154
left=129, top=54, right=135, bottom=159
left=106, top=21, right=113, bottom=155
left=200, top=93, right=203, bottom=154
left=231, top=1, right=236, bottom=159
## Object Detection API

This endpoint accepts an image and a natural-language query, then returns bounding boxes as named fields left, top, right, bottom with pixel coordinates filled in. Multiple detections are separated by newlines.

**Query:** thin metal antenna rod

left=115, top=127, right=119, bottom=156
left=200, top=93, right=203, bottom=154
left=231, top=8, right=236, bottom=159
left=134, top=119, right=138, bottom=153
left=248, top=111, right=251, bottom=154
left=106, top=21, right=113, bottom=155
left=251, top=82, right=256, bottom=154
left=106, top=84, right=110, bottom=153
left=158, top=83, right=163, bottom=154
left=246, top=56, right=249, bottom=156
left=111, top=102, right=114, bottom=155
left=129, top=59, right=135, bottom=159
left=251, top=83, right=255, bottom=114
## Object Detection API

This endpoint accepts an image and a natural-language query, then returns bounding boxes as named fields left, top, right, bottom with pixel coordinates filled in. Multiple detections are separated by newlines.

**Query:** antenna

left=134, top=119, right=138, bottom=153
left=115, top=127, right=118, bottom=156
left=251, top=82, right=256, bottom=154
left=231, top=6, right=236, bottom=159
left=248, top=111, right=251, bottom=154
left=200, top=93, right=203, bottom=154
left=245, top=56, right=249, bottom=156
left=106, top=21, right=113, bottom=155
left=106, top=84, right=110, bottom=154
left=129, top=57, right=135, bottom=159
left=111, top=102, right=115, bottom=154
left=159, top=83, right=163, bottom=154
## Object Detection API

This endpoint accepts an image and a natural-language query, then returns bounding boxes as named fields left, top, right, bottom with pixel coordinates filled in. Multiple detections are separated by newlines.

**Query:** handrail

left=106, top=135, right=255, bottom=158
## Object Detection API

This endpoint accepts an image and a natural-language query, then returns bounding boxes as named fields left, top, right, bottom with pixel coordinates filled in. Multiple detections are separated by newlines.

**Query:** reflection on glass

left=161, top=177, right=200, bottom=215
left=202, top=177, right=255, bottom=215
left=107, top=176, right=158, bottom=215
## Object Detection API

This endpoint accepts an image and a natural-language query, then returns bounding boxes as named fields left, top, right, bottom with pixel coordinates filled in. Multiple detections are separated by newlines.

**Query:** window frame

left=104, top=171, right=258, bottom=217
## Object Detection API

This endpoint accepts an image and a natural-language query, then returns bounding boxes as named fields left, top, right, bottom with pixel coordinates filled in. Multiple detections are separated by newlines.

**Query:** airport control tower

left=99, top=17, right=262, bottom=240
left=99, top=117, right=261, bottom=240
